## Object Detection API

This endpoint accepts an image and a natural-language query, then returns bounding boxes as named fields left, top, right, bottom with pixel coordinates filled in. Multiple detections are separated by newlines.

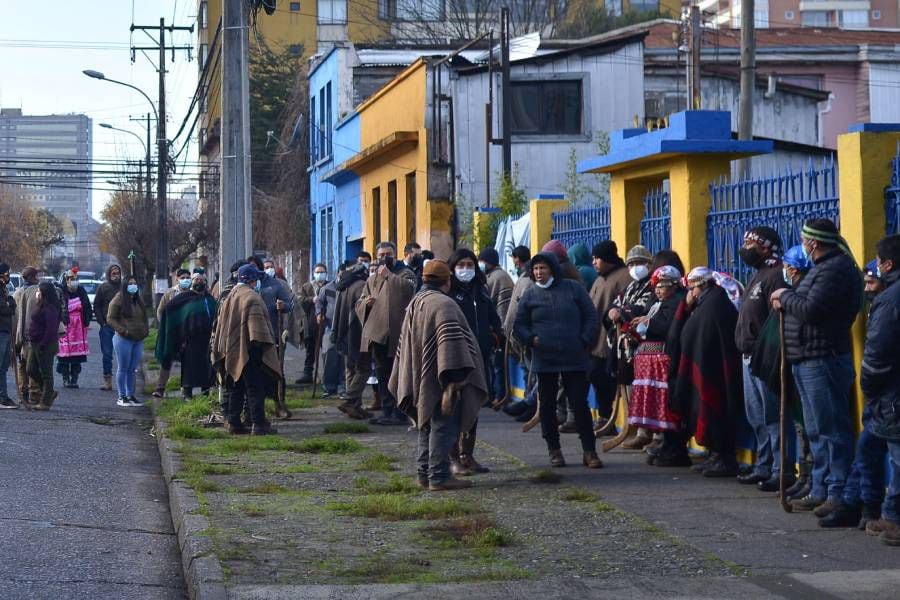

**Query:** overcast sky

left=0, top=0, right=199, bottom=221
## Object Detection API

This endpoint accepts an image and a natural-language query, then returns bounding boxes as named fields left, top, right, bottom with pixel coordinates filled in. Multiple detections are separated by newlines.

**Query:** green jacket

left=107, top=292, right=150, bottom=341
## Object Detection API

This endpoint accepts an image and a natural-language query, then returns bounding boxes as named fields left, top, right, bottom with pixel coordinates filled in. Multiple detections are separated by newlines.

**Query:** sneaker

left=151, top=389, right=165, bottom=398
left=818, top=503, right=862, bottom=528
left=116, top=396, right=130, bottom=407
left=582, top=451, right=604, bottom=469
left=791, top=494, right=827, bottom=512
left=813, top=498, right=839, bottom=518
left=787, top=480, right=812, bottom=502
left=866, top=518, right=900, bottom=537
left=0, top=397, right=18, bottom=409
left=127, top=396, right=143, bottom=407
left=428, top=477, right=473, bottom=491
left=549, top=448, right=566, bottom=468
left=757, top=476, right=795, bottom=493
left=784, top=476, right=809, bottom=499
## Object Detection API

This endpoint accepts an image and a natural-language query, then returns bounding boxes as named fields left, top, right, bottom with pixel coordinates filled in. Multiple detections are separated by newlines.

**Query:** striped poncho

left=389, top=287, right=489, bottom=431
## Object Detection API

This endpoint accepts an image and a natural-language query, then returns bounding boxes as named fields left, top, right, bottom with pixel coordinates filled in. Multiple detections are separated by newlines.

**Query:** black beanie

left=592, top=240, right=619, bottom=262
left=478, top=247, right=500, bottom=267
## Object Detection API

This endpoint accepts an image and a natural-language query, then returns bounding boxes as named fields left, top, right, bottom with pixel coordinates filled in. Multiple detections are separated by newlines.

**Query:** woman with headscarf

left=107, top=275, right=149, bottom=407
left=627, top=266, right=685, bottom=462
left=514, top=252, right=601, bottom=469
left=157, top=272, right=217, bottom=400
left=447, top=248, right=503, bottom=476
left=667, top=267, right=743, bottom=477
left=26, top=281, right=62, bottom=410
left=57, top=269, right=93, bottom=389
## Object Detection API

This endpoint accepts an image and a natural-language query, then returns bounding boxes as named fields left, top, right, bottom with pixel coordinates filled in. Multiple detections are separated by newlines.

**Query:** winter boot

left=859, top=502, right=883, bottom=531
left=818, top=502, right=862, bottom=528
left=69, top=372, right=79, bottom=389
left=101, top=375, right=113, bottom=391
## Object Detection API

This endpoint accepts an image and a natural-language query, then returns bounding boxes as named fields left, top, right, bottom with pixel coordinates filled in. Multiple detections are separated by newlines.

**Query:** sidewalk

left=0, top=351, right=185, bottom=599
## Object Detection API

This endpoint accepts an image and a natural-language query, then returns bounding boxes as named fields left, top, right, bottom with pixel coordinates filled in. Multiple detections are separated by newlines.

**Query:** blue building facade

left=308, top=46, right=362, bottom=275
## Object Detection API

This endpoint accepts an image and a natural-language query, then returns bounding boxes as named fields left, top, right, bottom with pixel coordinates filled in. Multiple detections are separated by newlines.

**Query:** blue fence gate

left=886, top=144, right=900, bottom=235
left=550, top=204, right=611, bottom=249
left=707, top=157, right=839, bottom=283
left=640, top=183, right=671, bottom=253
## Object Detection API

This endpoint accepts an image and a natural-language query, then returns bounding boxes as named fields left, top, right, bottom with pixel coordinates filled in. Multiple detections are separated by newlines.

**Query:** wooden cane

left=310, top=321, right=324, bottom=399
left=274, top=312, right=291, bottom=420
left=778, top=310, right=792, bottom=513
left=602, top=384, right=633, bottom=452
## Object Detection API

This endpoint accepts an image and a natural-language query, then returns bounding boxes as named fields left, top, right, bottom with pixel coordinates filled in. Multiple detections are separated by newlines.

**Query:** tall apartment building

left=700, top=0, right=899, bottom=28
left=0, top=108, right=93, bottom=226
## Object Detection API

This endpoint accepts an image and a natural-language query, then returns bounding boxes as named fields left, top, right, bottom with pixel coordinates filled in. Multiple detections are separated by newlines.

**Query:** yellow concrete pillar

left=668, top=156, right=731, bottom=270
left=611, top=177, right=656, bottom=253
left=472, top=208, right=499, bottom=256
left=837, top=128, right=900, bottom=428
left=529, top=197, right=568, bottom=256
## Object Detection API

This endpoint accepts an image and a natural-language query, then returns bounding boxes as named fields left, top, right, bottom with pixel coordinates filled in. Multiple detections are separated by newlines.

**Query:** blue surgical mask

left=782, top=269, right=791, bottom=286
left=455, top=267, right=476, bottom=283
left=314, top=272, right=327, bottom=282
left=255, top=279, right=262, bottom=292
left=478, top=261, right=487, bottom=272
left=178, top=278, right=191, bottom=290
left=127, top=284, right=139, bottom=295
left=801, top=241, right=812, bottom=261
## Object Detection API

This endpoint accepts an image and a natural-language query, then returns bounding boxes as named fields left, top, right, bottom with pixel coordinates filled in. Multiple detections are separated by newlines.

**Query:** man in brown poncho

left=390, top=260, right=489, bottom=491
left=211, top=264, right=281, bottom=435
left=356, top=241, right=417, bottom=425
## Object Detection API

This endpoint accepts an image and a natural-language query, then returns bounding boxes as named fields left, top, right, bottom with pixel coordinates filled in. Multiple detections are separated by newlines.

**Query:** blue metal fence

left=707, top=157, right=839, bottom=283
left=551, top=204, right=611, bottom=249
left=640, top=184, right=671, bottom=253
left=886, top=144, right=900, bottom=235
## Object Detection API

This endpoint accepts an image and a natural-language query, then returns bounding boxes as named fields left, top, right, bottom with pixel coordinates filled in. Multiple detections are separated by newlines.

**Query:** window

left=326, top=207, right=334, bottom=272
left=289, top=44, right=303, bottom=56
left=290, top=2, right=301, bottom=11
left=784, top=10, right=794, bottom=20
left=379, top=0, right=444, bottom=21
left=840, top=9, right=868, bottom=28
left=337, top=220, right=344, bottom=266
left=325, top=81, right=333, bottom=157
left=629, top=0, right=659, bottom=12
left=873, top=10, right=881, bottom=20
left=801, top=10, right=828, bottom=26
left=319, top=209, right=327, bottom=266
left=509, top=79, right=582, bottom=136
left=200, top=84, right=208, bottom=114
left=387, top=180, right=398, bottom=244
left=318, top=0, right=347, bottom=24
left=405, top=172, right=416, bottom=244
left=309, top=96, right=317, bottom=160
left=318, top=86, right=326, bottom=160
left=199, top=1, right=208, bottom=28
left=371, top=187, right=381, bottom=244
left=199, top=43, right=208, bottom=72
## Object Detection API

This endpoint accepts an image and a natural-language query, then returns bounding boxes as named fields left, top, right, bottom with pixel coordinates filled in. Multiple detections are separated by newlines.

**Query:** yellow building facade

left=351, top=59, right=454, bottom=258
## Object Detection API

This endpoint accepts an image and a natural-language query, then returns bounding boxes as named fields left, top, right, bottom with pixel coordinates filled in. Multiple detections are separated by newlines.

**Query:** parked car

left=81, top=280, right=102, bottom=309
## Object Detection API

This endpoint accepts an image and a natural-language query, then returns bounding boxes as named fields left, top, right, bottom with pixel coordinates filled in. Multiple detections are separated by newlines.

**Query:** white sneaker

left=127, top=396, right=143, bottom=407
left=116, top=397, right=129, bottom=407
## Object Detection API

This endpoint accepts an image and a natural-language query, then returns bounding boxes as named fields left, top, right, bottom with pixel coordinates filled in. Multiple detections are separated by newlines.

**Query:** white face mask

left=314, top=272, right=327, bottom=282
left=455, top=267, right=476, bottom=283
left=265, top=267, right=276, bottom=278
left=478, top=261, right=487, bottom=272
left=535, top=277, right=554, bottom=289
left=629, top=264, right=649, bottom=281
left=360, top=261, right=370, bottom=270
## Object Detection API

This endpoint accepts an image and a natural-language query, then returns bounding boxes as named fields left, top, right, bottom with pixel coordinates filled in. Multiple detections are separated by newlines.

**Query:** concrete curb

left=154, top=416, right=229, bottom=600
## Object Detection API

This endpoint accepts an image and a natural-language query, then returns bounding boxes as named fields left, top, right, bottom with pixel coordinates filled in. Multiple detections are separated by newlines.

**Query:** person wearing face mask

left=770, top=219, right=863, bottom=515
left=604, top=245, right=655, bottom=449
left=447, top=248, right=503, bottom=476
left=151, top=268, right=192, bottom=398
left=315, top=262, right=347, bottom=399
left=249, top=256, right=294, bottom=339
left=13, top=266, right=41, bottom=406
left=212, top=264, right=280, bottom=435
left=510, top=245, right=531, bottom=278
left=157, top=273, right=218, bottom=401
left=356, top=241, right=417, bottom=426
left=26, top=282, right=62, bottom=411
left=403, top=242, right=424, bottom=290
left=296, top=263, right=329, bottom=384
left=514, top=252, right=601, bottom=469
left=477, top=247, right=513, bottom=406
left=356, top=250, right=372, bottom=270
left=733, top=227, right=793, bottom=492
left=0, top=264, right=17, bottom=408
left=93, top=264, right=123, bottom=391
left=667, top=267, right=743, bottom=477
left=332, top=260, right=374, bottom=420
left=56, top=269, right=93, bottom=389
left=389, top=260, right=489, bottom=491
left=106, top=276, right=149, bottom=407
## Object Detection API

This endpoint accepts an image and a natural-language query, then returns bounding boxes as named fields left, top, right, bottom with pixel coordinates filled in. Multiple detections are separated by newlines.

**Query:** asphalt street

left=0, top=347, right=185, bottom=599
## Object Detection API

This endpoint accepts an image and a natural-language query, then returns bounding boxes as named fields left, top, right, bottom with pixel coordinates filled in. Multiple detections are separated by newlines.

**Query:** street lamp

left=83, top=68, right=166, bottom=300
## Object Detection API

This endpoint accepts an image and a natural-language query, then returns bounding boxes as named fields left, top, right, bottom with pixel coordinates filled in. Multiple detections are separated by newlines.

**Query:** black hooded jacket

left=93, top=264, right=122, bottom=326
left=513, top=252, right=599, bottom=373
left=450, top=277, right=501, bottom=364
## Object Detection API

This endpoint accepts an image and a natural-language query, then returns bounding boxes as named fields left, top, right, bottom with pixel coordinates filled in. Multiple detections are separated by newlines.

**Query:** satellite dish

left=472, top=31, right=541, bottom=63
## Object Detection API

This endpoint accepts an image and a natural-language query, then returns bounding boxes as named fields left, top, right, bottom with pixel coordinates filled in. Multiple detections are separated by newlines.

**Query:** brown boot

left=866, top=519, right=900, bottom=537
left=101, top=375, right=113, bottom=391
left=34, top=391, right=59, bottom=411
left=429, top=477, right=473, bottom=491
left=251, top=421, right=278, bottom=436
left=583, top=451, right=604, bottom=469
left=450, top=459, right=473, bottom=477
left=460, top=454, right=490, bottom=474
left=549, top=448, right=566, bottom=468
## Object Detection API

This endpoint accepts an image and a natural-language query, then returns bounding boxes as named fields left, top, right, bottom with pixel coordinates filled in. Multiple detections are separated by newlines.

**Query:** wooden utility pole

left=688, top=4, right=702, bottom=109
left=738, top=0, right=756, bottom=176
left=220, top=0, right=253, bottom=273
left=500, top=6, right=512, bottom=180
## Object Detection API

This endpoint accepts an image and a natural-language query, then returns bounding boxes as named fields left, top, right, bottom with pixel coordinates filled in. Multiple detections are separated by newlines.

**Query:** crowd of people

left=1, top=217, right=898, bottom=547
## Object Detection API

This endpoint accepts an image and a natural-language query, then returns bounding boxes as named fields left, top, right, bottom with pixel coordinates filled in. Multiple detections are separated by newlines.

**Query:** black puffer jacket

left=514, top=252, right=598, bottom=373
left=780, top=249, right=862, bottom=363
left=862, top=269, right=900, bottom=442
left=450, top=279, right=501, bottom=365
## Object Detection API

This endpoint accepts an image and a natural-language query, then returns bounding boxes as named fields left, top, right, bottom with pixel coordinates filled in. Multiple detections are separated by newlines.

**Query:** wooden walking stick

left=778, top=310, right=792, bottom=513
left=310, top=320, right=324, bottom=399
left=602, top=384, right=633, bottom=452
left=595, top=383, right=622, bottom=437
left=274, top=312, right=291, bottom=420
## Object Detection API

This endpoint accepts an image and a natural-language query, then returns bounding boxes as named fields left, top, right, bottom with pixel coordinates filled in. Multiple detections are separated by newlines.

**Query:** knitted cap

left=541, top=239, right=568, bottom=262
left=477, top=247, right=500, bottom=266
left=625, top=245, right=652, bottom=265
left=591, top=240, right=619, bottom=262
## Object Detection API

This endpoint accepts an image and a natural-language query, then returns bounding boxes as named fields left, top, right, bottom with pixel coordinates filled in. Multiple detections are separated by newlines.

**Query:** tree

left=475, top=167, right=528, bottom=249
left=557, top=5, right=672, bottom=39
left=0, top=185, right=66, bottom=268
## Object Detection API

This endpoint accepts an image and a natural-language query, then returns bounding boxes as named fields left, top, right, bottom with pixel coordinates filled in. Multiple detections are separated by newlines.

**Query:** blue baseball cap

left=237, top=264, right=261, bottom=284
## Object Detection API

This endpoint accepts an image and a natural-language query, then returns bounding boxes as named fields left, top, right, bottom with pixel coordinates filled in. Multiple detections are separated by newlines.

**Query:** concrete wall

left=452, top=42, right=645, bottom=208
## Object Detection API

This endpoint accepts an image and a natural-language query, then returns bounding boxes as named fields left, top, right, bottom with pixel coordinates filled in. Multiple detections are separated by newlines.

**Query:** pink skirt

left=628, top=342, right=680, bottom=431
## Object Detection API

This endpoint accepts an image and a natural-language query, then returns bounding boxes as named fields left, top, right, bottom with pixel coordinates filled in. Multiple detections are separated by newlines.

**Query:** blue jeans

left=841, top=410, right=887, bottom=507
left=792, top=354, right=856, bottom=501
left=113, top=334, right=143, bottom=397
left=492, top=349, right=505, bottom=401
left=416, top=400, right=461, bottom=484
left=0, top=331, right=10, bottom=400
left=884, top=441, right=900, bottom=523
left=99, top=325, right=115, bottom=376
left=743, top=358, right=795, bottom=478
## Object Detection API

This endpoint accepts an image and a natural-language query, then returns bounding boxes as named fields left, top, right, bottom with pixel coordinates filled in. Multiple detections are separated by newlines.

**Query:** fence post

left=529, top=194, right=567, bottom=257
left=611, top=178, right=652, bottom=254
left=472, top=207, right=500, bottom=255
left=837, top=123, right=900, bottom=428
left=669, top=156, right=731, bottom=269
